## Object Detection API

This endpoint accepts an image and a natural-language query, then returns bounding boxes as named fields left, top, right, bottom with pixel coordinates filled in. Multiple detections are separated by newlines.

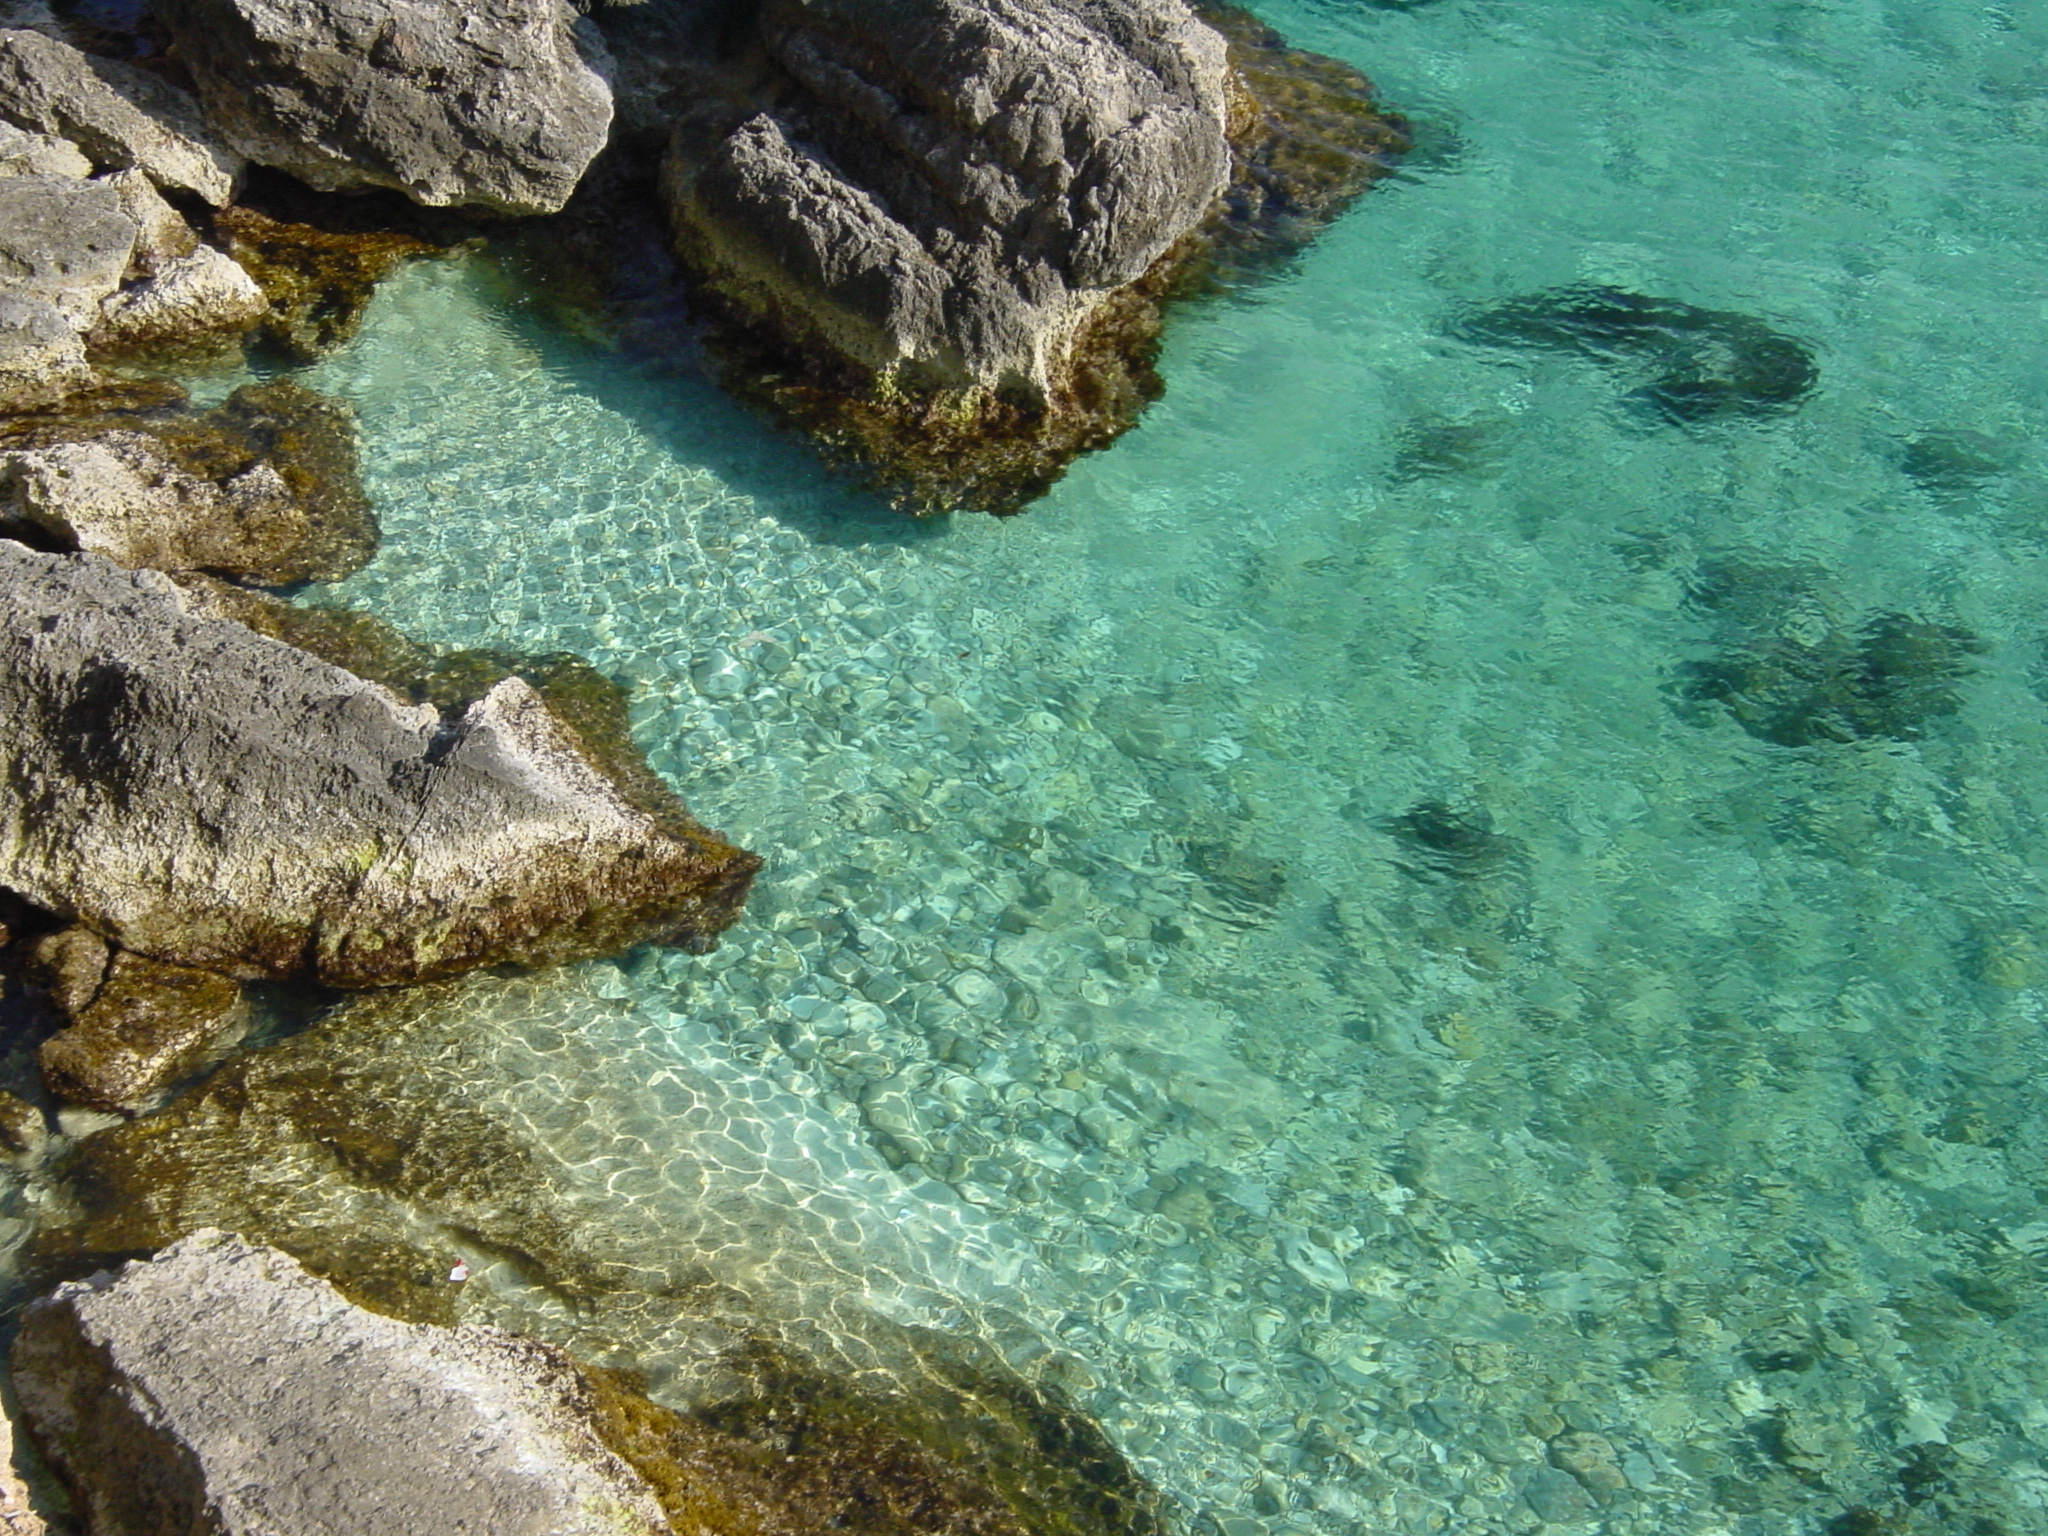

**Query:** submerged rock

left=1452, top=284, right=1819, bottom=423
left=0, top=26, right=243, bottom=204
left=32, top=972, right=1168, bottom=1536
left=12, top=1229, right=674, bottom=1536
left=0, top=542, right=759, bottom=984
left=23, top=927, right=248, bottom=1115
left=0, top=379, right=377, bottom=584
left=1676, top=558, right=1984, bottom=746
left=636, top=0, right=1402, bottom=512
left=156, top=0, right=614, bottom=215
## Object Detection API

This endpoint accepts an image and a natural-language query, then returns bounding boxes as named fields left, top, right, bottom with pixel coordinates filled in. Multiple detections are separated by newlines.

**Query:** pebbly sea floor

left=61, top=0, right=2048, bottom=1532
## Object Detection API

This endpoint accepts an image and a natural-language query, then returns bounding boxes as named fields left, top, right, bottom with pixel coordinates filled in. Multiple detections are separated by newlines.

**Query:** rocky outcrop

left=155, top=0, right=614, bottom=215
left=0, top=542, right=758, bottom=985
left=0, top=119, right=85, bottom=177
left=0, top=27, right=243, bottom=205
left=0, top=161, right=267, bottom=406
left=657, top=0, right=1233, bottom=511
left=24, top=927, right=248, bottom=1115
left=12, top=1230, right=673, bottom=1536
left=616, top=0, right=1404, bottom=511
left=0, top=379, right=377, bottom=584
left=33, top=973, right=1168, bottom=1536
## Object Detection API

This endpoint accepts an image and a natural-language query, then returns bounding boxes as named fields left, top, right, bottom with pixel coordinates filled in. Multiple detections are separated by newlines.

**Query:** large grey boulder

left=154, top=0, right=614, bottom=215
left=11, top=1230, right=672, bottom=1536
left=663, top=0, right=1232, bottom=406
left=0, top=542, right=758, bottom=985
left=0, top=28, right=243, bottom=205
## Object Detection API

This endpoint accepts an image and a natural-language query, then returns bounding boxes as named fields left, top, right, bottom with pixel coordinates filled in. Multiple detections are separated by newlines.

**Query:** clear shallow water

left=216, top=0, right=2048, bottom=1531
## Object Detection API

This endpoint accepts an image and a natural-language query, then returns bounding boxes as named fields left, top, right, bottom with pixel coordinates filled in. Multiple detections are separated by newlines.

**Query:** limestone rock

left=94, top=242, right=267, bottom=348
left=0, top=173, right=135, bottom=327
left=629, top=0, right=1403, bottom=510
left=0, top=1087, right=46, bottom=1157
left=25, top=927, right=248, bottom=1115
left=0, top=380, right=377, bottom=585
left=156, top=0, right=613, bottom=215
left=98, top=167, right=198, bottom=275
left=662, top=0, right=1232, bottom=404
left=11, top=1229, right=672, bottom=1536
left=0, top=543, right=759, bottom=985
left=0, top=27, right=243, bottom=205
left=0, top=292, right=91, bottom=411
left=0, top=1395, right=42, bottom=1536
left=0, top=119, right=85, bottom=177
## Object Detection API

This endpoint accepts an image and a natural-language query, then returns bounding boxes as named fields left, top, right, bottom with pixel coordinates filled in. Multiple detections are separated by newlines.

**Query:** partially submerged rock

left=0, top=542, right=759, bottom=984
left=0, top=25, right=243, bottom=204
left=213, top=191, right=445, bottom=359
left=156, top=0, right=614, bottom=215
left=12, top=1229, right=674, bottom=1536
left=0, top=379, right=377, bottom=584
left=23, top=927, right=249, bottom=1115
left=635, top=0, right=1403, bottom=512
left=32, top=973, right=1168, bottom=1536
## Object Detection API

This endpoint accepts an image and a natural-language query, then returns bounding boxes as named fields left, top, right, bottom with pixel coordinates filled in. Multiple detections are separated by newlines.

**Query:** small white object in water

left=448, top=1260, right=470, bottom=1283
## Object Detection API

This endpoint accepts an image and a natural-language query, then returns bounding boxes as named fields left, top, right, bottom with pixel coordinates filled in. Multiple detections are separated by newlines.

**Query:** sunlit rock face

left=152, top=0, right=614, bottom=215
left=0, top=543, right=759, bottom=987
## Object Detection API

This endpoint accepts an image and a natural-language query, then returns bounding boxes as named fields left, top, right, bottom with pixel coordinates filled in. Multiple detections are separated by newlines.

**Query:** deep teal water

left=254, top=1, right=2048, bottom=1531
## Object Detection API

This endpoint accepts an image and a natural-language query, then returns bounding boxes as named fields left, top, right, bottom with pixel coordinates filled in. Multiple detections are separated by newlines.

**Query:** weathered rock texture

left=0, top=379, right=377, bottom=584
left=0, top=27, right=243, bottom=204
left=0, top=1398, right=42, bottom=1536
left=0, top=292, right=90, bottom=412
left=24, top=927, right=249, bottom=1115
left=627, top=0, right=1404, bottom=511
left=12, top=1229, right=673, bottom=1536
left=0, top=542, right=759, bottom=985
left=0, top=173, right=134, bottom=326
left=155, top=0, right=614, bottom=215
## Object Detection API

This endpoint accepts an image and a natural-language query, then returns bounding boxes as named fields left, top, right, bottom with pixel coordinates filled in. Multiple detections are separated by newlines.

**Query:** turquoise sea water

left=220, top=1, right=2048, bottom=1531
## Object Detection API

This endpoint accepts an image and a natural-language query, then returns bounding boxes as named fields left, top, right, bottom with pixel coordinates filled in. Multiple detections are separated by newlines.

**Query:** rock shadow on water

left=1450, top=284, right=1820, bottom=426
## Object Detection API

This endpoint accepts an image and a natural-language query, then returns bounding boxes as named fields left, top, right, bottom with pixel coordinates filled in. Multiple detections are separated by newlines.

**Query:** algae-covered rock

left=0, top=26, right=243, bottom=204
left=33, top=973, right=1166, bottom=1536
left=213, top=196, right=443, bottom=359
left=156, top=0, right=613, bottom=216
left=23, top=927, right=249, bottom=1115
left=0, top=379, right=376, bottom=584
left=0, top=542, right=759, bottom=984
left=12, top=1229, right=674, bottom=1536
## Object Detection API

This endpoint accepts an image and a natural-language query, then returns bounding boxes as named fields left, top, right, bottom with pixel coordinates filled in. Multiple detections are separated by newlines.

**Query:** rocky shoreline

left=0, top=0, right=1403, bottom=1527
